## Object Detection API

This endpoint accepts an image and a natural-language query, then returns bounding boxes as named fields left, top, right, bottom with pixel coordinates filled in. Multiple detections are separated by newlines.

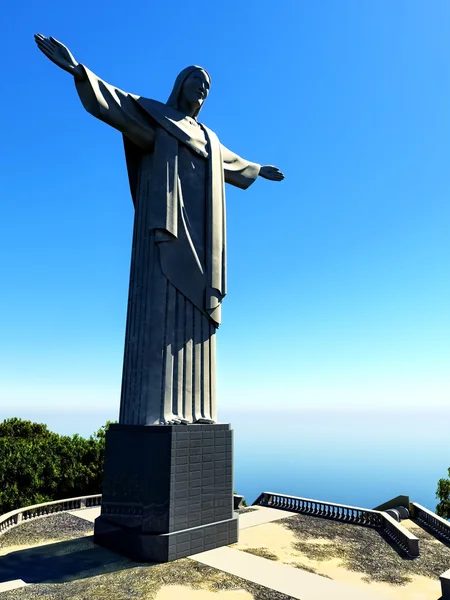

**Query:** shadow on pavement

left=0, top=536, right=153, bottom=585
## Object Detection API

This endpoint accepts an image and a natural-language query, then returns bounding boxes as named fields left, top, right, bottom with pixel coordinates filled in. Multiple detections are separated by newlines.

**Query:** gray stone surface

left=95, top=513, right=238, bottom=563
left=34, top=34, right=284, bottom=425
left=94, top=423, right=237, bottom=561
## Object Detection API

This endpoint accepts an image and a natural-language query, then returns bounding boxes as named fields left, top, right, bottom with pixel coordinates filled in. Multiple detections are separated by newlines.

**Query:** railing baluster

left=250, top=491, right=420, bottom=557
left=413, top=503, right=450, bottom=543
left=0, top=494, right=102, bottom=538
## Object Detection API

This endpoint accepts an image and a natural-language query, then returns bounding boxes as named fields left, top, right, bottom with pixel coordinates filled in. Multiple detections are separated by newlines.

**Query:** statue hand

left=259, top=165, right=285, bottom=181
left=34, top=34, right=81, bottom=76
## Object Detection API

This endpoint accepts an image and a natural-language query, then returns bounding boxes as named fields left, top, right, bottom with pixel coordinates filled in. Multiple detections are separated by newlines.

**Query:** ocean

left=0, top=408, right=448, bottom=513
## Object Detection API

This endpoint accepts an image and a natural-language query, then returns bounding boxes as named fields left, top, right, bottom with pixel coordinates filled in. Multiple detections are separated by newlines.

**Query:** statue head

left=167, top=66, right=211, bottom=118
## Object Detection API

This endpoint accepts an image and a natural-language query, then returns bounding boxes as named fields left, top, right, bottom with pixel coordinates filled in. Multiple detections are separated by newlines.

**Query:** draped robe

left=75, top=67, right=260, bottom=424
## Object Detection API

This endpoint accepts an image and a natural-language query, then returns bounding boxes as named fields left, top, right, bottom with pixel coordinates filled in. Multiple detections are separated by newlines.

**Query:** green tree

left=436, top=467, right=450, bottom=519
left=0, top=418, right=114, bottom=514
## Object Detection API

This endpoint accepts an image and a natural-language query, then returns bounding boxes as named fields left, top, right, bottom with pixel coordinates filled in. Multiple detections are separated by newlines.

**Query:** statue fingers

left=34, top=37, right=48, bottom=50
left=34, top=35, right=49, bottom=47
left=36, top=43, right=54, bottom=59
left=268, top=170, right=284, bottom=181
left=49, top=36, right=64, bottom=48
left=271, top=167, right=284, bottom=179
left=37, top=39, right=55, bottom=54
left=35, top=34, right=56, bottom=53
left=35, top=42, right=51, bottom=56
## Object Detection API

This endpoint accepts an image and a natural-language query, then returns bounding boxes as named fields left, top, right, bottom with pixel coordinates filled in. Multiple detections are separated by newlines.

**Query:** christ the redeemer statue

left=35, top=34, right=284, bottom=426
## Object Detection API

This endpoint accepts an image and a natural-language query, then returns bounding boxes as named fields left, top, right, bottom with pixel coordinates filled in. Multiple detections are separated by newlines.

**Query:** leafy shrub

left=0, top=418, right=114, bottom=514
left=436, top=467, right=450, bottom=519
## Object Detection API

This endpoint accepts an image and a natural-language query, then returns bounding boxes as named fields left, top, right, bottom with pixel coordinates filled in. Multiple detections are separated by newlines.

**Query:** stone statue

left=34, top=34, right=284, bottom=426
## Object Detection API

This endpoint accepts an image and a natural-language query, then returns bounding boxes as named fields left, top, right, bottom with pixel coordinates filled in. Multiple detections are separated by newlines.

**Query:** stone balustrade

left=412, top=502, right=450, bottom=543
left=253, top=491, right=419, bottom=557
left=0, top=493, right=245, bottom=538
left=0, top=494, right=102, bottom=536
left=382, top=511, right=419, bottom=556
left=1, top=491, right=440, bottom=562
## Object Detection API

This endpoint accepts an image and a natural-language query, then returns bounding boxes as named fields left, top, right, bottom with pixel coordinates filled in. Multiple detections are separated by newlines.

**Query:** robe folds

left=75, top=66, right=260, bottom=424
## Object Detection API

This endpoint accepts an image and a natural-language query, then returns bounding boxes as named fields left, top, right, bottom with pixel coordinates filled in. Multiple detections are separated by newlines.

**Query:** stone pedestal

left=94, top=423, right=238, bottom=562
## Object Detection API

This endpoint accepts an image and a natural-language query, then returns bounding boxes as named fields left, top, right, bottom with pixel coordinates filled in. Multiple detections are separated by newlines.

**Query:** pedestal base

left=94, top=513, right=238, bottom=562
left=94, top=423, right=238, bottom=562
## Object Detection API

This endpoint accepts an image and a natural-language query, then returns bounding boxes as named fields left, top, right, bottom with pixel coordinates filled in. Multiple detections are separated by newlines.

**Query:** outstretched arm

left=221, top=144, right=285, bottom=189
left=34, top=34, right=86, bottom=81
left=259, top=165, right=285, bottom=181
left=34, top=34, right=154, bottom=150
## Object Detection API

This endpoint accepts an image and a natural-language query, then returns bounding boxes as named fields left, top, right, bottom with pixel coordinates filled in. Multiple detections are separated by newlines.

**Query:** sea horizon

left=0, top=407, right=448, bottom=515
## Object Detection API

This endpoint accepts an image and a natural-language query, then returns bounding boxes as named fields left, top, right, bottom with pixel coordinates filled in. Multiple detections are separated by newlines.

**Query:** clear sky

left=1, top=0, right=449, bottom=418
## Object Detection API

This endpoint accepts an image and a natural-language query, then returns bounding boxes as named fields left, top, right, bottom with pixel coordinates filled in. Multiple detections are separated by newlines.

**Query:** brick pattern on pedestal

left=94, top=423, right=237, bottom=562
left=169, top=426, right=233, bottom=531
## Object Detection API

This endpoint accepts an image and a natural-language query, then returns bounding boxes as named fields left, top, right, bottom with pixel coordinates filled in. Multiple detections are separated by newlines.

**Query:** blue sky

left=1, top=0, right=450, bottom=420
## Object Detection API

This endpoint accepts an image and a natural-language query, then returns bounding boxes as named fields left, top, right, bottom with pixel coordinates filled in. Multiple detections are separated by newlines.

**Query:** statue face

left=180, top=70, right=210, bottom=107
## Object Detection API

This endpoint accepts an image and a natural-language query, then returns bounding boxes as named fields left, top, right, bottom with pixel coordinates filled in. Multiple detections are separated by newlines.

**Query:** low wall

left=0, top=495, right=102, bottom=537
left=3, top=492, right=443, bottom=561
left=253, top=491, right=419, bottom=557
left=0, top=493, right=245, bottom=538
left=412, top=502, right=450, bottom=543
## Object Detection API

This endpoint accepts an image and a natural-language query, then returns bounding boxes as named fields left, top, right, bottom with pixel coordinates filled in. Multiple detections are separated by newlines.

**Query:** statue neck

left=177, top=97, right=201, bottom=119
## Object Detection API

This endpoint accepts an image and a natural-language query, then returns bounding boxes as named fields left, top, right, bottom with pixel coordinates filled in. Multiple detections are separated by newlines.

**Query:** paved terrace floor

left=0, top=506, right=448, bottom=599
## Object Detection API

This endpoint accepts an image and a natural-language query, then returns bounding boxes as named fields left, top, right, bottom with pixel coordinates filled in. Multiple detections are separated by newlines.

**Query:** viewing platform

left=1, top=491, right=449, bottom=599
